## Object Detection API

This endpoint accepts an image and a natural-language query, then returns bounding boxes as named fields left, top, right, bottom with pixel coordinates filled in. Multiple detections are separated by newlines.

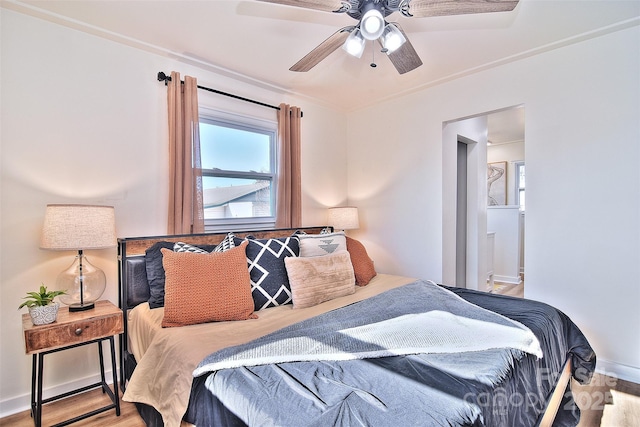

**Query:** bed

left=117, top=227, right=595, bottom=427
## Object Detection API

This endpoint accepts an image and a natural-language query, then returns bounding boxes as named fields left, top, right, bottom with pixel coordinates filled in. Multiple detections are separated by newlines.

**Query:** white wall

left=0, top=9, right=348, bottom=415
left=348, top=26, right=640, bottom=382
left=487, top=206, right=522, bottom=284
left=487, top=141, right=525, bottom=164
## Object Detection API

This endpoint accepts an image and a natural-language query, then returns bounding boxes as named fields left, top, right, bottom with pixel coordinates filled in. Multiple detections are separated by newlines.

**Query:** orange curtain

left=167, top=71, right=204, bottom=234
left=275, top=103, right=302, bottom=228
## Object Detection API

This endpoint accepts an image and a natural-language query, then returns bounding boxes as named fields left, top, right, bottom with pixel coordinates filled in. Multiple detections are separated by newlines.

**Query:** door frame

left=442, top=115, right=488, bottom=290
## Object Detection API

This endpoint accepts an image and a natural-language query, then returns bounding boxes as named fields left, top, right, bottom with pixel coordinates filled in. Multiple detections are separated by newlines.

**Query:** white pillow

left=297, top=231, right=347, bottom=257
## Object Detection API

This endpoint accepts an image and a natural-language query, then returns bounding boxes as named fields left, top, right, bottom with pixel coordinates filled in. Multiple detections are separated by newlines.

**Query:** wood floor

left=574, top=373, right=640, bottom=427
left=2, top=374, right=638, bottom=427
left=0, top=387, right=146, bottom=427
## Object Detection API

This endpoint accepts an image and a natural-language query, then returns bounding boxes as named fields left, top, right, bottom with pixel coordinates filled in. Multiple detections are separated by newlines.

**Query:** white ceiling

left=3, top=0, right=639, bottom=141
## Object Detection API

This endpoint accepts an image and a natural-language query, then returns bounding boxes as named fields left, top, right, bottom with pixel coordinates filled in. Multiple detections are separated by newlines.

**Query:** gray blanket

left=193, top=280, right=543, bottom=426
left=194, top=280, right=540, bottom=377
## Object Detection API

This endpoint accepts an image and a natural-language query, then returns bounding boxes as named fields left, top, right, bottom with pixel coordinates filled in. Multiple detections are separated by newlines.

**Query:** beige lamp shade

left=40, top=204, right=116, bottom=250
left=327, top=207, right=359, bottom=231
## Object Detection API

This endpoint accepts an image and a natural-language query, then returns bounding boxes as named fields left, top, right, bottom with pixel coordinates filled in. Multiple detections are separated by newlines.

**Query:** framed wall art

left=487, top=161, right=507, bottom=206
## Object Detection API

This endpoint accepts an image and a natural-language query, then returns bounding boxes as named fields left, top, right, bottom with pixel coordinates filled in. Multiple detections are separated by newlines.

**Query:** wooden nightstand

left=22, top=300, right=124, bottom=427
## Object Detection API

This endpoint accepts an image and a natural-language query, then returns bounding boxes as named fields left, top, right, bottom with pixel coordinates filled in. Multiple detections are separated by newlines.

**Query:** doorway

left=442, top=115, right=488, bottom=291
left=442, top=105, right=525, bottom=295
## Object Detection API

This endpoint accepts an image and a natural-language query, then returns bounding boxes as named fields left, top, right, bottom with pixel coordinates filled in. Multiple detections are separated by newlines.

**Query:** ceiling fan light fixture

left=382, top=23, right=406, bottom=53
left=360, top=8, right=385, bottom=40
left=342, top=28, right=366, bottom=58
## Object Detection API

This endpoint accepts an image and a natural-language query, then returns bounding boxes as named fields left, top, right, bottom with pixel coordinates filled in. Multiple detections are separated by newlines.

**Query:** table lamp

left=40, top=204, right=116, bottom=312
left=327, top=206, right=359, bottom=232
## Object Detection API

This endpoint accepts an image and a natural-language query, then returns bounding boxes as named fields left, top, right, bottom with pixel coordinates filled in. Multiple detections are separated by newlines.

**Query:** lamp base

left=68, top=302, right=95, bottom=312
left=56, top=252, right=106, bottom=312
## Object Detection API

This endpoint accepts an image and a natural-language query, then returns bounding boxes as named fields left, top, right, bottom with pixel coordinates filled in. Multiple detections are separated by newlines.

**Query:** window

left=199, top=111, right=277, bottom=230
left=515, top=161, right=525, bottom=210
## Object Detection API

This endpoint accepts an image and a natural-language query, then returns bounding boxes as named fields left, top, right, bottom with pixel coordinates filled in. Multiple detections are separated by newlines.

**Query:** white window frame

left=199, top=107, right=278, bottom=232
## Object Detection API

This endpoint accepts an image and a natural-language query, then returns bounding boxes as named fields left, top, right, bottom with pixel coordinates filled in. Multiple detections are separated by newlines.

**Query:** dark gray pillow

left=145, top=241, right=174, bottom=309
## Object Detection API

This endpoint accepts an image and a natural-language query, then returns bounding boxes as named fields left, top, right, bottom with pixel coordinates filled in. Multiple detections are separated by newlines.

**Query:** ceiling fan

left=257, top=0, right=519, bottom=74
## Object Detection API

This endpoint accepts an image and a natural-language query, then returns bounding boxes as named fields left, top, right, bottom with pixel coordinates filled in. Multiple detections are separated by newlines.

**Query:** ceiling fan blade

left=256, top=0, right=352, bottom=13
left=290, top=27, right=352, bottom=72
left=400, top=0, right=519, bottom=18
left=384, top=27, right=423, bottom=74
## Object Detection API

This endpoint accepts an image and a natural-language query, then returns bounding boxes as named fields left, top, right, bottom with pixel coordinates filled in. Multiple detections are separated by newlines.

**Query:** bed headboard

left=117, top=226, right=329, bottom=390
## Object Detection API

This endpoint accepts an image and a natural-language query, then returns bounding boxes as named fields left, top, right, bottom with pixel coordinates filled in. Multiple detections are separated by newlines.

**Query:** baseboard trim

left=494, top=274, right=522, bottom=285
left=596, top=359, right=640, bottom=384
left=0, top=370, right=115, bottom=418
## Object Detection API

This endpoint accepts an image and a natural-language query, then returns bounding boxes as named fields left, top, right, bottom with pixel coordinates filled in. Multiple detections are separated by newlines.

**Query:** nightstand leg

left=108, top=337, right=121, bottom=416
left=30, top=354, right=36, bottom=420
left=98, top=342, right=106, bottom=393
left=118, top=333, right=125, bottom=393
left=36, top=353, right=44, bottom=427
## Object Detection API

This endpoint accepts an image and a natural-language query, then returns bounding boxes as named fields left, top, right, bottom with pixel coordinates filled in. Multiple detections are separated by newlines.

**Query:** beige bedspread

left=122, top=273, right=416, bottom=427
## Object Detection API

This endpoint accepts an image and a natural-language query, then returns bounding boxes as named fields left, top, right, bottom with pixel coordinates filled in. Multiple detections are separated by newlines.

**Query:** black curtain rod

left=157, top=72, right=302, bottom=117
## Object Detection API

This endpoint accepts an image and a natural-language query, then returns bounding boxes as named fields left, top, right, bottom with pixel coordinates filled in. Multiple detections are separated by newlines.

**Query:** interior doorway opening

left=442, top=105, right=525, bottom=297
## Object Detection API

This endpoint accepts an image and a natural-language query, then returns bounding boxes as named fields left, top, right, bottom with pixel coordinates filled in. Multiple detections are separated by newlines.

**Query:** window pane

left=518, top=164, right=525, bottom=189
left=203, top=177, right=272, bottom=219
left=200, top=122, right=271, bottom=173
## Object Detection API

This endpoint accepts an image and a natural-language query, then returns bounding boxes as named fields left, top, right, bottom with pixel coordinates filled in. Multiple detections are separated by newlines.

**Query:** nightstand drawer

left=23, top=300, right=123, bottom=354
left=24, top=315, right=122, bottom=354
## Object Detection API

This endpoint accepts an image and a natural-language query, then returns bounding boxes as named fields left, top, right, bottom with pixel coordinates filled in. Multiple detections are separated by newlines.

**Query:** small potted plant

left=18, top=285, right=66, bottom=325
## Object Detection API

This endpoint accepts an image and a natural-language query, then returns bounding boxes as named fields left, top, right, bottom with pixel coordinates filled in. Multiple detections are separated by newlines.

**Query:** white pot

left=29, top=302, right=60, bottom=325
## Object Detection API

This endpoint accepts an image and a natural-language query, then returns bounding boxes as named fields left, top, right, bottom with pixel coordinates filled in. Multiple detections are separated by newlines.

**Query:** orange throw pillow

left=161, top=241, right=257, bottom=327
left=346, top=236, right=377, bottom=286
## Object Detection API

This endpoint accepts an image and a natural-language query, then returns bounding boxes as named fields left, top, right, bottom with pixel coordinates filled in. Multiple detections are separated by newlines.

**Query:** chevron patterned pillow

left=235, top=235, right=300, bottom=311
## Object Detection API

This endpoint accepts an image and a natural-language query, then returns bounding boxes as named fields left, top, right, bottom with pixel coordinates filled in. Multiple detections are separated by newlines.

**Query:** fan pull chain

left=370, top=41, right=377, bottom=68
